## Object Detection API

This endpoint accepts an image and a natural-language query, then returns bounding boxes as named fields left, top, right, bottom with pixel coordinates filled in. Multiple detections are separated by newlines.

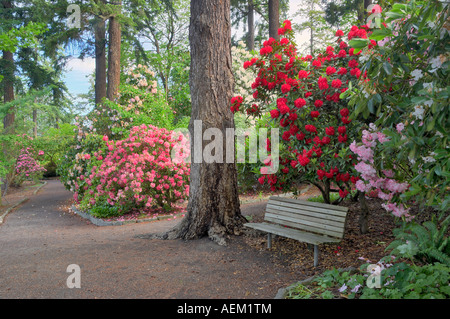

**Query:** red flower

left=310, top=111, right=320, bottom=118
left=348, top=59, right=359, bottom=68
left=289, top=124, right=299, bottom=134
left=335, top=30, right=344, bottom=37
left=314, top=100, right=323, bottom=108
left=340, top=108, right=350, bottom=117
left=260, top=46, right=273, bottom=56
left=318, top=76, right=329, bottom=90
left=312, top=60, right=322, bottom=68
left=305, top=124, right=317, bottom=133
left=331, top=79, right=342, bottom=88
left=297, top=155, right=310, bottom=167
left=321, top=136, right=331, bottom=145
left=294, top=98, right=306, bottom=108
left=281, top=83, right=291, bottom=93
left=338, top=134, right=348, bottom=143
left=342, top=116, right=351, bottom=124
left=337, top=67, right=347, bottom=75
left=337, top=50, right=347, bottom=58
left=338, top=126, right=347, bottom=134
left=339, top=189, right=349, bottom=198
left=258, top=176, right=265, bottom=185
left=325, top=127, right=335, bottom=136
left=290, top=160, right=298, bottom=168
left=296, top=132, right=305, bottom=141
left=317, top=169, right=326, bottom=180
left=326, top=66, right=336, bottom=75
left=282, top=131, right=292, bottom=141
left=270, top=109, right=280, bottom=119
left=298, top=70, right=309, bottom=79
left=289, top=112, right=298, bottom=121
left=279, top=104, right=290, bottom=114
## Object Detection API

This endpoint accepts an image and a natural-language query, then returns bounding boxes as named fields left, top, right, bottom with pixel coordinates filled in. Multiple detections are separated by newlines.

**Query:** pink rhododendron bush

left=73, top=124, right=190, bottom=218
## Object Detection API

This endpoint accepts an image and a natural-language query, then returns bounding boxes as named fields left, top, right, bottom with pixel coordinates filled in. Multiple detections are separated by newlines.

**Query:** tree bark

left=94, top=1, right=107, bottom=106
left=247, top=0, right=255, bottom=51
left=2, top=0, right=15, bottom=133
left=2, top=49, right=15, bottom=133
left=268, top=0, right=280, bottom=40
left=358, top=191, right=369, bottom=234
left=106, top=0, right=121, bottom=101
left=149, top=0, right=246, bottom=245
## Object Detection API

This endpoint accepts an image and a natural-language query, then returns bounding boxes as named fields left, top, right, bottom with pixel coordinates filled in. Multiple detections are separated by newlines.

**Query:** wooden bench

left=244, top=196, right=348, bottom=267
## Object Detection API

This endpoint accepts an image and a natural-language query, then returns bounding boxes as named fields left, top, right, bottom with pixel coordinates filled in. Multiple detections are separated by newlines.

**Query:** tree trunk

left=358, top=191, right=369, bottom=234
left=94, top=1, right=107, bottom=106
left=2, top=49, right=15, bottom=133
left=247, top=0, right=255, bottom=51
left=152, top=0, right=246, bottom=245
left=268, top=0, right=280, bottom=41
left=33, top=107, right=37, bottom=138
left=106, top=0, right=121, bottom=101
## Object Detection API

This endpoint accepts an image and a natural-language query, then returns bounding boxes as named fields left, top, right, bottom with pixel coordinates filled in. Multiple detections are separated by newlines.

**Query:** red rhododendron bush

left=232, top=20, right=375, bottom=204
left=75, top=124, right=190, bottom=217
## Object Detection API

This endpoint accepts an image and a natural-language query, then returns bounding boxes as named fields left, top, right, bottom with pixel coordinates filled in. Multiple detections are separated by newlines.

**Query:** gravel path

left=0, top=180, right=298, bottom=299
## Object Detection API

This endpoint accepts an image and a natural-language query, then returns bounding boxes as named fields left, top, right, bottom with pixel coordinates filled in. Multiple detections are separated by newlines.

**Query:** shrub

left=77, top=124, right=190, bottom=215
left=232, top=20, right=370, bottom=203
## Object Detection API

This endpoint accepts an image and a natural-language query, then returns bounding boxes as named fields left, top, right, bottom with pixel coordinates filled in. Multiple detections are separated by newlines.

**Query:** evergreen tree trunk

left=2, top=0, right=15, bottom=133
left=247, top=0, right=255, bottom=51
left=2, top=49, right=15, bottom=133
left=106, top=0, right=121, bottom=101
left=94, top=1, right=107, bottom=106
left=154, top=0, right=246, bottom=245
left=268, top=0, right=280, bottom=40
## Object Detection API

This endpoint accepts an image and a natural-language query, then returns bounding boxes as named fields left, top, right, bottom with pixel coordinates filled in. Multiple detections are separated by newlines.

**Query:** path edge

left=0, top=181, right=47, bottom=225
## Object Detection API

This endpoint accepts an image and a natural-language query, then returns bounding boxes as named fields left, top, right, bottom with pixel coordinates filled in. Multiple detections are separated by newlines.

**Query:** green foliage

left=287, top=261, right=450, bottom=299
left=307, top=192, right=341, bottom=203
left=348, top=0, right=450, bottom=213
left=89, top=204, right=122, bottom=219
left=387, top=216, right=450, bottom=266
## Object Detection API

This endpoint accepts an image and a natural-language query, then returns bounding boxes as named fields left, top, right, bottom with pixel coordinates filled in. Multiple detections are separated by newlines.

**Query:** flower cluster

left=232, top=20, right=370, bottom=202
left=75, top=124, right=190, bottom=215
left=14, top=147, right=46, bottom=186
left=350, top=124, right=411, bottom=219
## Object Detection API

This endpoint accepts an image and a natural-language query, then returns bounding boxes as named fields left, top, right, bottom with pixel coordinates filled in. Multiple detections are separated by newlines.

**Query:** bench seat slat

left=244, top=222, right=341, bottom=246
left=264, top=214, right=344, bottom=239
left=264, top=210, right=344, bottom=237
left=268, top=199, right=348, bottom=218
left=269, top=196, right=348, bottom=213
left=266, top=204, right=346, bottom=225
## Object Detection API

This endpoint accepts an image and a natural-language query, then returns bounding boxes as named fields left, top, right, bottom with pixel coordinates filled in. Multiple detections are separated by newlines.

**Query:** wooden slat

left=266, top=203, right=346, bottom=223
left=268, top=198, right=348, bottom=217
left=265, top=208, right=345, bottom=230
left=269, top=196, right=348, bottom=212
left=244, top=222, right=341, bottom=245
left=264, top=214, right=343, bottom=239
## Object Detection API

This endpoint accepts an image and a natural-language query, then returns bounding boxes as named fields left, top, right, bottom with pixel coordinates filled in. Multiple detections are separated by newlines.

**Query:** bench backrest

left=265, top=196, right=348, bottom=240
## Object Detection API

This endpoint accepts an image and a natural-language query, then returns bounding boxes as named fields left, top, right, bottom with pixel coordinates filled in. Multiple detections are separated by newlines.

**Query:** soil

left=0, top=179, right=403, bottom=299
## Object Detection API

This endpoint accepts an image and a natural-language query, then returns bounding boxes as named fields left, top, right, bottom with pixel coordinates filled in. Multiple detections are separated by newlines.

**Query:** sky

left=63, top=0, right=308, bottom=103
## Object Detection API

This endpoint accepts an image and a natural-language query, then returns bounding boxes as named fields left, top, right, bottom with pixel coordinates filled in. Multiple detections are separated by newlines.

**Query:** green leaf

left=383, top=62, right=392, bottom=75
left=349, top=38, right=369, bottom=49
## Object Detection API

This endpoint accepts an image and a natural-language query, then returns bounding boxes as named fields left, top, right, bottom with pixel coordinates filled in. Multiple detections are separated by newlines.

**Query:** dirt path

left=0, top=180, right=299, bottom=299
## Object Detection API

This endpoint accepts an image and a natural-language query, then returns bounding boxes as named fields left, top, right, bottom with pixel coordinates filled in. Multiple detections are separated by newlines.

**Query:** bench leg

left=314, top=245, right=319, bottom=267
left=267, top=233, right=272, bottom=249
